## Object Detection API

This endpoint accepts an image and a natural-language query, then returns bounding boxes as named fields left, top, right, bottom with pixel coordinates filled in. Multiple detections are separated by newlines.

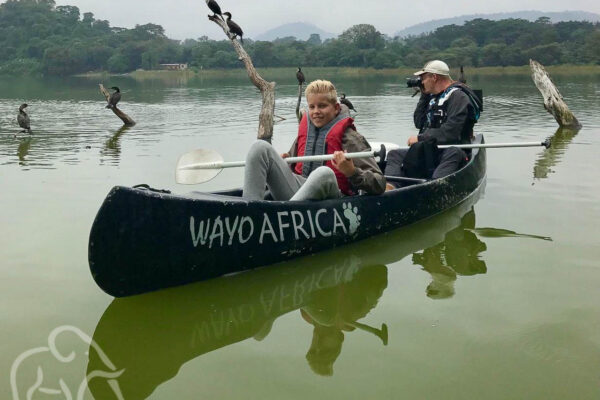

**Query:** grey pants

left=242, top=140, right=341, bottom=201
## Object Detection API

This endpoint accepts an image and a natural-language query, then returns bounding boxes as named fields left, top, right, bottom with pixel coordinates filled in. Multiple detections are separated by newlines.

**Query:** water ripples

left=1, top=75, right=599, bottom=172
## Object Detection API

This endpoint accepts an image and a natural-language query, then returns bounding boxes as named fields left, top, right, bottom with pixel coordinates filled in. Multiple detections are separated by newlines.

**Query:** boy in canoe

left=243, top=79, right=385, bottom=201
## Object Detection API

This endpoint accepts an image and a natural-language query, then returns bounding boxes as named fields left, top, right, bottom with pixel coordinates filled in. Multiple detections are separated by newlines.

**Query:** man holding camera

left=386, top=60, right=482, bottom=187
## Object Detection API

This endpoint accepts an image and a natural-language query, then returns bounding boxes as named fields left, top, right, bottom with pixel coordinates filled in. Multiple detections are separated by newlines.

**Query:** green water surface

left=1, top=70, right=599, bottom=399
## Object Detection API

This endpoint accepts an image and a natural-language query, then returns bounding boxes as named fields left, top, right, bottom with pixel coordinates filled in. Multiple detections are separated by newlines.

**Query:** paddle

left=376, top=139, right=550, bottom=185
left=176, top=147, right=385, bottom=184
left=176, top=139, right=550, bottom=184
left=375, top=139, right=551, bottom=152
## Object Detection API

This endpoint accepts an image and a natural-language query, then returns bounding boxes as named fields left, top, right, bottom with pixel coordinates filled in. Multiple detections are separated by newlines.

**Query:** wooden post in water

left=529, top=60, right=581, bottom=129
left=208, top=14, right=275, bottom=142
left=296, top=84, right=304, bottom=123
left=99, top=84, right=136, bottom=126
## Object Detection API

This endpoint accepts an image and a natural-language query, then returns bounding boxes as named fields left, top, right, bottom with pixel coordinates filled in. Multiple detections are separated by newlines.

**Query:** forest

left=1, top=0, right=599, bottom=76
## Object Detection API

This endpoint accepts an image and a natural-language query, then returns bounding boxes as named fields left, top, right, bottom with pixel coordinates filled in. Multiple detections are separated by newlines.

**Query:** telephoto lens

left=406, top=76, right=422, bottom=88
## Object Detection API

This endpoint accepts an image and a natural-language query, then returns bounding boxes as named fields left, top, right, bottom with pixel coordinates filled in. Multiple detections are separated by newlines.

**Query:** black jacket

left=414, top=83, right=482, bottom=145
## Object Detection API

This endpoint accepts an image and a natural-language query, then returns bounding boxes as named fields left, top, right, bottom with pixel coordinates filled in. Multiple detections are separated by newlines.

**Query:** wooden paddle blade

left=176, top=149, right=224, bottom=184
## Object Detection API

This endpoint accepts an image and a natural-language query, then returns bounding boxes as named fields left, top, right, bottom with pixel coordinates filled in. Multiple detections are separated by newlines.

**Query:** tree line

left=1, top=0, right=599, bottom=76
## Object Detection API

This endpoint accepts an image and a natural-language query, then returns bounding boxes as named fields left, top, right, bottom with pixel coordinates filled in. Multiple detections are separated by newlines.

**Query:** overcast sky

left=46, top=0, right=600, bottom=40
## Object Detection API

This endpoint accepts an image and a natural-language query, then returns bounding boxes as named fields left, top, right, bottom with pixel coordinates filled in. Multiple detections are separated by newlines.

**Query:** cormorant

left=296, top=67, right=305, bottom=85
left=458, top=66, right=466, bottom=84
left=205, top=0, right=223, bottom=20
left=223, top=12, right=244, bottom=44
left=340, top=94, right=356, bottom=112
left=17, top=103, right=31, bottom=133
left=106, top=86, right=121, bottom=109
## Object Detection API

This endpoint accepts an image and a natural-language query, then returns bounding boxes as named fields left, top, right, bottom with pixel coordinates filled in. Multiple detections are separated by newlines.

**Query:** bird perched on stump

left=106, top=86, right=121, bottom=109
left=205, top=0, right=223, bottom=20
left=296, top=67, right=305, bottom=86
left=17, top=103, right=31, bottom=133
left=340, top=94, right=356, bottom=113
left=458, top=66, right=467, bottom=84
left=223, top=12, right=244, bottom=44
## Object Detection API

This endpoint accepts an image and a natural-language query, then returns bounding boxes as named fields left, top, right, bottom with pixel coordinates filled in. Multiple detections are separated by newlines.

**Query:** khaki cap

left=414, top=60, right=450, bottom=76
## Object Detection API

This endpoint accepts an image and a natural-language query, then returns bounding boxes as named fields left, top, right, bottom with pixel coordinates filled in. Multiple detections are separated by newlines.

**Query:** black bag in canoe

left=401, top=138, right=439, bottom=179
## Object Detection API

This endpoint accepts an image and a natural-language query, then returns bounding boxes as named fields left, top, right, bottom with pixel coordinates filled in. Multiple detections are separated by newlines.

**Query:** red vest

left=294, top=113, right=355, bottom=195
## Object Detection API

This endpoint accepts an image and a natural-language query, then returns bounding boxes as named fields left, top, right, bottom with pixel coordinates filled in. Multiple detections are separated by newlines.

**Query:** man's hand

left=407, top=136, right=419, bottom=146
left=281, top=152, right=290, bottom=159
left=332, top=151, right=356, bottom=177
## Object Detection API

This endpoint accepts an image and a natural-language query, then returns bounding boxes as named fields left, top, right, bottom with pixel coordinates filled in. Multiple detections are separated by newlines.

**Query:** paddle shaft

left=178, top=140, right=549, bottom=172
left=438, top=141, right=549, bottom=150
left=179, top=150, right=377, bottom=171
left=377, top=141, right=550, bottom=151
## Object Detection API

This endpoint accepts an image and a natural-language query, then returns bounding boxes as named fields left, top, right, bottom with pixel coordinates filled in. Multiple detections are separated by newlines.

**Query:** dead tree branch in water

left=208, top=14, right=275, bottom=142
left=99, top=84, right=136, bottom=126
left=529, top=60, right=581, bottom=129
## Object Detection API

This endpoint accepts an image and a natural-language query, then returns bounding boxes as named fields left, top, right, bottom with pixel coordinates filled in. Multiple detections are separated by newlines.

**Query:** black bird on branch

left=340, top=93, right=356, bottom=113
left=106, top=86, right=121, bottom=109
left=458, top=66, right=467, bottom=84
left=296, top=67, right=305, bottom=85
left=17, top=103, right=31, bottom=133
left=205, top=0, right=223, bottom=20
left=223, top=12, right=244, bottom=44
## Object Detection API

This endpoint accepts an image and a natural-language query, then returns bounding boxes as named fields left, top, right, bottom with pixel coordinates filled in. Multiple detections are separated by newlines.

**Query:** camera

left=406, top=76, right=422, bottom=88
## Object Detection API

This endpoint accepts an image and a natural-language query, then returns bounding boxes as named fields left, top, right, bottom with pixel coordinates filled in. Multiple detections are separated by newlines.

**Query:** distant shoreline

left=73, top=65, right=600, bottom=80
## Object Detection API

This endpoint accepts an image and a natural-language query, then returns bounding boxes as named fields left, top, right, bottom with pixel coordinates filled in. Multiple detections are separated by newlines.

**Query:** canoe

left=88, top=134, right=486, bottom=297
left=86, top=199, right=483, bottom=398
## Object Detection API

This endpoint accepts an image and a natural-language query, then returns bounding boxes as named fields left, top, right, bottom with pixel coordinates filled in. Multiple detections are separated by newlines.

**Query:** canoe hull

left=89, top=136, right=486, bottom=296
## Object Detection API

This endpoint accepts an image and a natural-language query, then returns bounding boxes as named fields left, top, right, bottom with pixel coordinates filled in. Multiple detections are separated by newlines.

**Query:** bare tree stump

left=99, top=84, right=136, bottom=126
left=209, top=15, right=275, bottom=142
left=529, top=60, right=581, bottom=129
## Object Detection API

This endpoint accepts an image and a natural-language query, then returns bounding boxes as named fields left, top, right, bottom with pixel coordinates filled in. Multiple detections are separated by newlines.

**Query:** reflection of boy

left=300, top=265, right=388, bottom=376
left=301, top=310, right=345, bottom=376
left=242, top=80, right=385, bottom=201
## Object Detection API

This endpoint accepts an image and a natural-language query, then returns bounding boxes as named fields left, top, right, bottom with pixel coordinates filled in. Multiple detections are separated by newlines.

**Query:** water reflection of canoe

left=88, top=135, right=486, bottom=297
left=86, top=198, right=480, bottom=400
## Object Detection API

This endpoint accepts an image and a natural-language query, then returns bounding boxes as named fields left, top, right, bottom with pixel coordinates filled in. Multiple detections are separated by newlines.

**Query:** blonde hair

left=305, top=80, right=338, bottom=104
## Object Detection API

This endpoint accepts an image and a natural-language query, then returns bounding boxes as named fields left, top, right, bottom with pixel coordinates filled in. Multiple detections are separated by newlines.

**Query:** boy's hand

left=332, top=151, right=356, bottom=177
left=281, top=152, right=290, bottom=158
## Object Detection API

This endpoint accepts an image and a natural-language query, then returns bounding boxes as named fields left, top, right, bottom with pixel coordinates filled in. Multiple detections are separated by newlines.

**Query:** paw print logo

left=342, top=202, right=361, bottom=235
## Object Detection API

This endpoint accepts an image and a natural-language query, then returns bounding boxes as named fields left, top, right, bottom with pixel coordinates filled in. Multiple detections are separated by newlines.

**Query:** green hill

left=0, top=1, right=599, bottom=76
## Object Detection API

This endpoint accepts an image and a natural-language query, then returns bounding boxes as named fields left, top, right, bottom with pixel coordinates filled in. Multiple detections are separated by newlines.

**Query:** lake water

left=1, top=70, right=599, bottom=399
